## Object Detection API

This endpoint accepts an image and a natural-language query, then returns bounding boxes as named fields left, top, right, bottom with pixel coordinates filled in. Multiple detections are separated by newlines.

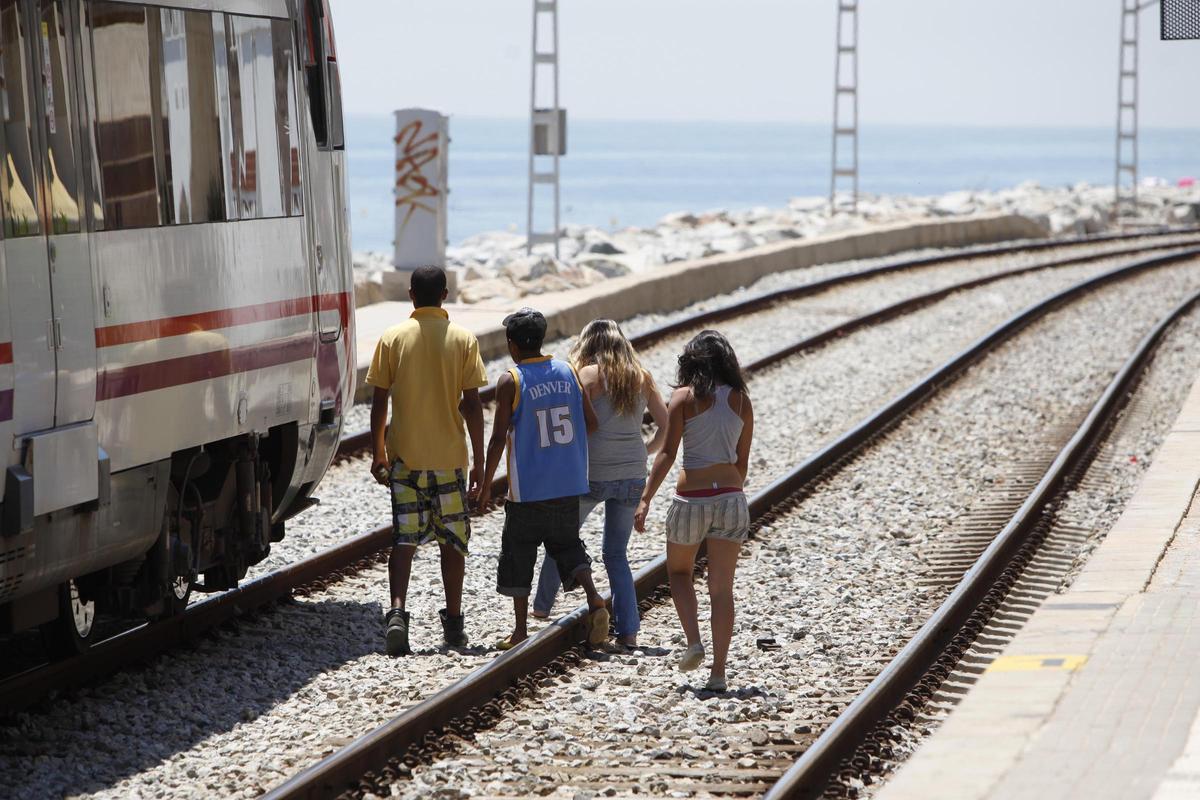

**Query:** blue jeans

left=532, top=477, right=645, bottom=637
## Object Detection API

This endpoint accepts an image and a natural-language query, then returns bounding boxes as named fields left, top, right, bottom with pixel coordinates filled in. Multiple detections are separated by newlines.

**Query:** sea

left=345, top=115, right=1200, bottom=254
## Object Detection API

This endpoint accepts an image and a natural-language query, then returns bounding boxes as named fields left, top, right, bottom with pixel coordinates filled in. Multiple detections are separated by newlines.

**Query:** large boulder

left=457, top=278, right=521, bottom=305
left=659, top=211, right=701, bottom=228
left=502, top=255, right=560, bottom=283
left=581, top=230, right=624, bottom=255
left=574, top=255, right=632, bottom=278
left=1171, top=204, right=1198, bottom=224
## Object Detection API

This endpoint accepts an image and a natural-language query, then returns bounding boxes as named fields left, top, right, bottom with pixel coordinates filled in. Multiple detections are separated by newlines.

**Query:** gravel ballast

left=3, top=254, right=1199, bottom=799
left=387, top=264, right=1200, bottom=798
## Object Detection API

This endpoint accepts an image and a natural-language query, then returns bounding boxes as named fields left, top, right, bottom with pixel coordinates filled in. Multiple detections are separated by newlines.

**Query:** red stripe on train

left=0, top=343, right=11, bottom=365
left=96, top=334, right=316, bottom=401
left=95, top=292, right=352, bottom=348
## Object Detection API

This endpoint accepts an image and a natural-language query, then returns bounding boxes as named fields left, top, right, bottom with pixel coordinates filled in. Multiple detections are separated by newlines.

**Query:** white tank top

left=681, top=385, right=743, bottom=470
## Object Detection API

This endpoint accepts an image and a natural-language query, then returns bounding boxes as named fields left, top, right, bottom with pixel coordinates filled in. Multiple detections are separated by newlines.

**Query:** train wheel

left=41, top=579, right=96, bottom=658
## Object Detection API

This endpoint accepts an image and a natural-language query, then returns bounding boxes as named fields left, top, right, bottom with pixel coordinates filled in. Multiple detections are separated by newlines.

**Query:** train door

left=299, top=0, right=346, bottom=343
left=1, top=0, right=57, bottom=444
left=1, top=0, right=97, bottom=519
left=32, top=0, right=95, bottom=431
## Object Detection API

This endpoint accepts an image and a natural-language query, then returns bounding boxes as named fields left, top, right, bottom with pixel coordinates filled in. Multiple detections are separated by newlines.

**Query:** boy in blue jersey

left=479, top=308, right=612, bottom=649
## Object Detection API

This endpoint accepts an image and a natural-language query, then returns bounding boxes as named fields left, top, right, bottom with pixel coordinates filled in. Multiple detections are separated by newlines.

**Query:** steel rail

left=333, top=228, right=1198, bottom=459
left=263, top=248, right=1200, bottom=800
left=764, top=287, right=1200, bottom=800
left=3, top=241, right=1195, bottom=718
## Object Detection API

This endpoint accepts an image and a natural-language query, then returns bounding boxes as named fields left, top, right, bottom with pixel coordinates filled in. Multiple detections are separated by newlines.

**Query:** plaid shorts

left=390, top=460, right=470, bottom=554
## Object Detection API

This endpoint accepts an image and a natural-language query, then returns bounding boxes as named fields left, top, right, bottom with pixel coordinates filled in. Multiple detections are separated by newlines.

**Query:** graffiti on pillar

left=394, top=119, right=440, bottom=231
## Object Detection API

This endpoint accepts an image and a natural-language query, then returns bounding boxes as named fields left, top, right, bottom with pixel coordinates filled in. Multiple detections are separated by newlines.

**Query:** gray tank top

left=588, top=389, right=649, bottom=482
left=681, top=385, right=743, bottom=470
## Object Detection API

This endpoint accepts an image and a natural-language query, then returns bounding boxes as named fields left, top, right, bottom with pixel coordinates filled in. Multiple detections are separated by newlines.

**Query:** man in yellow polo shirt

left=367, top=266, right=488, bottom=655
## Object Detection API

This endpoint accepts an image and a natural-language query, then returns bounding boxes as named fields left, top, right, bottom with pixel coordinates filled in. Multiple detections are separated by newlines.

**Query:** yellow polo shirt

left=365, top=307, right=489, bottom=470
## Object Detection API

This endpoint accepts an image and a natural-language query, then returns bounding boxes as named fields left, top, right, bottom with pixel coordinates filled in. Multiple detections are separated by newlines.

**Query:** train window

left=77, top=2, right=105, bottom=229
left=90, top=3, right=162, bottom=229
left=0, top=0, right=41, bottom=237
left=211, top=13, right=239, bottom=221
left=300, top=0, right=328, bottom=149
left=40, top=0, right=82, bottom=233
left=271, top=19, right=302, bottom=216
left=158, top=9, right=226, bottom=223
left=230, top=15, right=282, bottom=218
left=321, top=0, right=343, bottom=151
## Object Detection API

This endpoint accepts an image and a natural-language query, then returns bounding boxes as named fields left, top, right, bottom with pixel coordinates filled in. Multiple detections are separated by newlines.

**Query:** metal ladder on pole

left=526, top=0, right=561, bottom=257
left=830, top=0, right=859, bottom=214
left=1115, top=0, right=1140, bottom=219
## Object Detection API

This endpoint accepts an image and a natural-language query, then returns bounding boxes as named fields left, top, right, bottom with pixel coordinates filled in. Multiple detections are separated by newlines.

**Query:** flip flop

left=586, top=606, right=611, bottom=646
left=496, top=636, right=526, bottom=651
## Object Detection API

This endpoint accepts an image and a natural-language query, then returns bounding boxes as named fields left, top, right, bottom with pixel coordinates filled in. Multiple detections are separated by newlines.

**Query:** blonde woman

left=531, top=320, right=669, bottom=646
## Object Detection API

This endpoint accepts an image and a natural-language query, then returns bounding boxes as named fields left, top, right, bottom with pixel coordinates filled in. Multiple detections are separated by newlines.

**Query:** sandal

left=496, top=635, right=527, bottom=651
left=677, top=642, right=705, bottom=672
left=586, top=606, right=611, bottom=646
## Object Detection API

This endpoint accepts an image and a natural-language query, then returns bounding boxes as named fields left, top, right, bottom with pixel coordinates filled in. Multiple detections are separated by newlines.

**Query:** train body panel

left=0, top=0, right=353, bottom=637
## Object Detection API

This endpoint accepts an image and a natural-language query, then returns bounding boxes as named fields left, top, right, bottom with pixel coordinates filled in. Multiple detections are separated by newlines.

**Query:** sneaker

left=439, top=608, right=468, bottom=647
left=677, top=642, right=705, bottom=672
left=384, top=608, right=411, bottom=656
left=586, top=606, right=611, bottom=646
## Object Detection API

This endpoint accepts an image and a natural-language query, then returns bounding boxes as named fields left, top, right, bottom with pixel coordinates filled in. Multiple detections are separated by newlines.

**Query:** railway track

left=332, top=229, right=1200, bottom=459
left=3, top=235, right=1194, bottom=716
left=256, top=249, right=1200, bottom=799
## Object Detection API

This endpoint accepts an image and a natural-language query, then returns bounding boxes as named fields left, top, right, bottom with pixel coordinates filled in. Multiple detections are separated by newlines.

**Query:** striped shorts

left=664, top=491, right=750, bottom=546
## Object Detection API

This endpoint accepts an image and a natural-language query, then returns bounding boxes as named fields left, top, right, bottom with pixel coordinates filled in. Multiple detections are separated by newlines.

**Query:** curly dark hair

left=675, top=330, right=748, bottom=400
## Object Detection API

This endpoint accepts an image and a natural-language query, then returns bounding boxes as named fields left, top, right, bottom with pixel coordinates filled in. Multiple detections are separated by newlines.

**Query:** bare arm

left=735, top=393, right=754, bottom=483
left=459, top=388, right=485, bottom=501
left=576, top=364, right=599, bottom=434
left=369, top=387, right=390, bottom=486
left=478, top=373, right=515, bottom=509
left=634, top=387, right=687, bottom=532
left=582, top=388, right=598, bottom=434
left=644, top=371, right=669, bottom=456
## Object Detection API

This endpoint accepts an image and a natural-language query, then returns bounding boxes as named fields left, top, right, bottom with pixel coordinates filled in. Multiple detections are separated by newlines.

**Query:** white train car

left=0, top=0, right=354, bottom=653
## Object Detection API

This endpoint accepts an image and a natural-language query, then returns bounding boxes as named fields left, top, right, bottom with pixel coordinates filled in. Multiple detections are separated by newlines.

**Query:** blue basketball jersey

left=506, top=357, right=589, bottom=502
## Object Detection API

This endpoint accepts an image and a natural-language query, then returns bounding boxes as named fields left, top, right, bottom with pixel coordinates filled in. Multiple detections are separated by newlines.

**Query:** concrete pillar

left=392, top=108, right=456, bottom=299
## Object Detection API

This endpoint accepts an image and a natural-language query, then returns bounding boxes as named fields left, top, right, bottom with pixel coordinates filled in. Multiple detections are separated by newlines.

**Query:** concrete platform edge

left=877, top=370, right=1200, bottom=800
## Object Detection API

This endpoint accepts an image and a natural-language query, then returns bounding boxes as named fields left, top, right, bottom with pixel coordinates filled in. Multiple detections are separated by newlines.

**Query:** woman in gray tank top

left=635, top=330, right=754, bottom=692
left=531, top=320, right=669, bottom=646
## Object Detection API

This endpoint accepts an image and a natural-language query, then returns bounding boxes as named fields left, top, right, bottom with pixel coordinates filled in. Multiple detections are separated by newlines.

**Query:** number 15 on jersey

left=535, top=406, right=575, bottom=447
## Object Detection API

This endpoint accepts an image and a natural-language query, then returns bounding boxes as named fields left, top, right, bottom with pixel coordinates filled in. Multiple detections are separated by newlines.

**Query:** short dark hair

left=503, top=307, right=548, bottom=353
left=410, top=266, right=447, bottom=307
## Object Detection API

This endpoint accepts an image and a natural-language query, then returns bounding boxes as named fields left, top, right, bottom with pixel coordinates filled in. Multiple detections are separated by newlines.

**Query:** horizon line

left=344, top=112, right=1200, bottom=133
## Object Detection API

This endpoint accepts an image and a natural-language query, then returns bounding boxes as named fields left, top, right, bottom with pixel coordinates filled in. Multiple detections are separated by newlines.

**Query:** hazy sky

left=332, top=1, right=1200, bottom=128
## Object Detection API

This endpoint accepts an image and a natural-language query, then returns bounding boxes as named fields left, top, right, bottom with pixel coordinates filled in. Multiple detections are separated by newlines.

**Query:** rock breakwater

left=352, top=181, right=1200, bottom=307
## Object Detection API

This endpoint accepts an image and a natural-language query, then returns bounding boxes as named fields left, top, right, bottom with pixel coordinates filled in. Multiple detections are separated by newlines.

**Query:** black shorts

left=497, top=496, right=591, bottom=597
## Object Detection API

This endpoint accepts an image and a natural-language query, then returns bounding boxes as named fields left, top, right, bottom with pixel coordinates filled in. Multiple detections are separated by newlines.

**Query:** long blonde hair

left=570, top=319, right=647, bottom=417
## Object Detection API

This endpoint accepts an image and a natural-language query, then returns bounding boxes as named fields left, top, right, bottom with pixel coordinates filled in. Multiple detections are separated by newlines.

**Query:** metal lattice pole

left=830, top=1, right=859, bottom=214
left=1115, top=0, right=1140, bottom=219
left=526, top=0, right=562, bottom=257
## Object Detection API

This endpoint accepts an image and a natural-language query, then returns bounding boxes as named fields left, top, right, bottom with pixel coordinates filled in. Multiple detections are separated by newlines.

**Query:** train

left=0, top=0, right=354, bottom=655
